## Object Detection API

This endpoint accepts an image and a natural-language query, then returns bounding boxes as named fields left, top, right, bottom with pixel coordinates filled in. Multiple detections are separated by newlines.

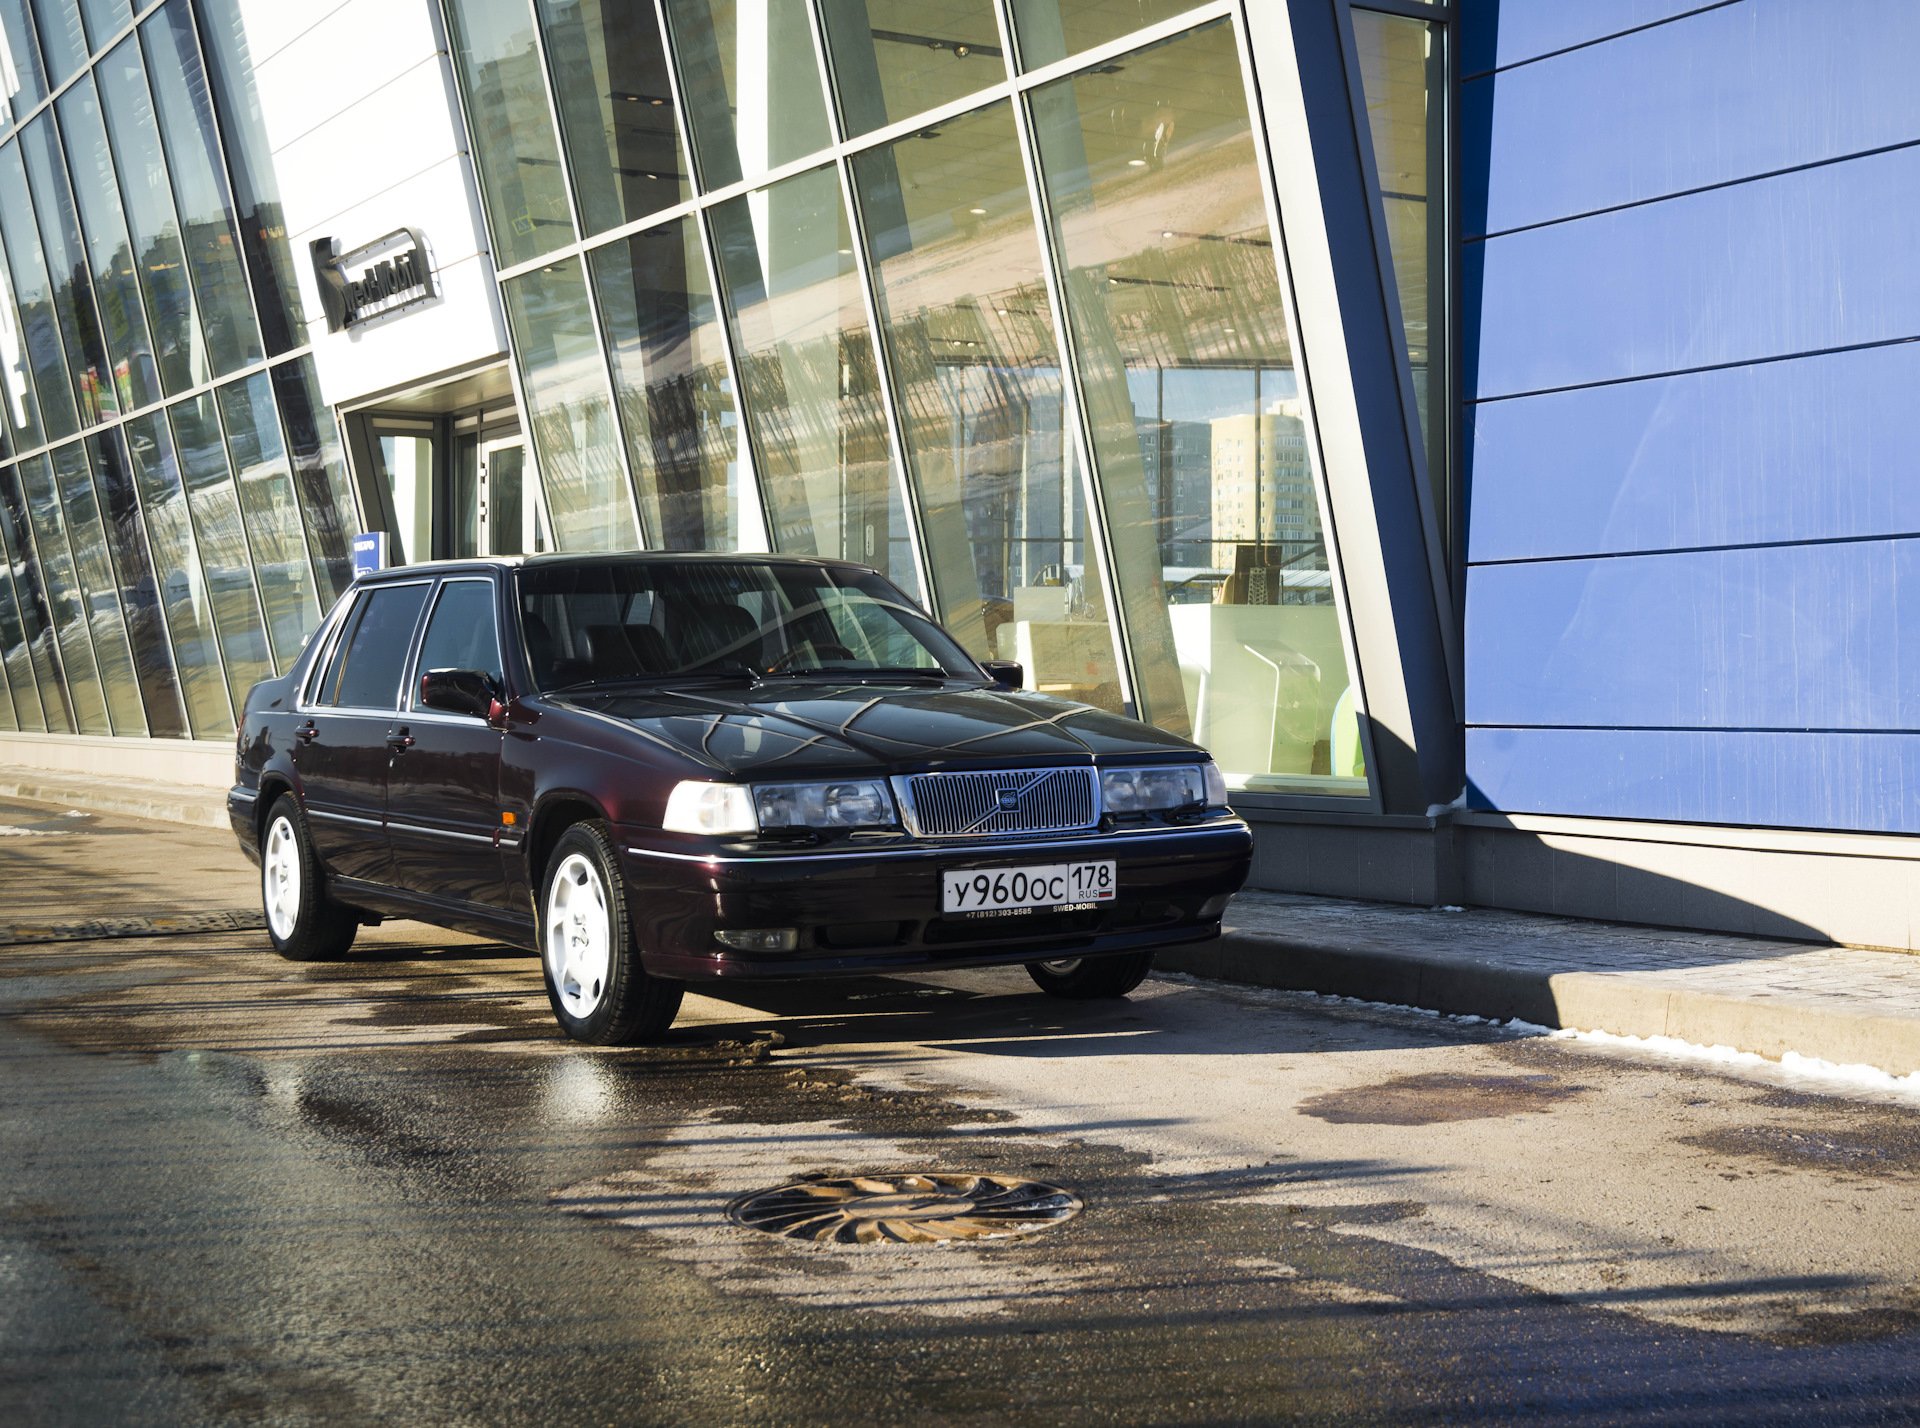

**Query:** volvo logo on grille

left=997, top=788, right=1021, bottom=810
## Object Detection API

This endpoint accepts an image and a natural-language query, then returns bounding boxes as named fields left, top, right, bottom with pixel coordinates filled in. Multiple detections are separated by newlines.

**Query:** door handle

left=294, top=720, right=319, bottom=745
left=386, top=728, right=415, bottom=752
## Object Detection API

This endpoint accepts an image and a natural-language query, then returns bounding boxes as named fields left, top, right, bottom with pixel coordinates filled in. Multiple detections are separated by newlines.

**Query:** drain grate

left=729, top=1173, right=1082, bottom=1245
left=0, top=908, right=266, bottom=948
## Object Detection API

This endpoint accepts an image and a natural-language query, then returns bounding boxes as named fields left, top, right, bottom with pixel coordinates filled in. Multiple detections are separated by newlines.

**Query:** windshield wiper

left=757, top=665, right=956, bottom=681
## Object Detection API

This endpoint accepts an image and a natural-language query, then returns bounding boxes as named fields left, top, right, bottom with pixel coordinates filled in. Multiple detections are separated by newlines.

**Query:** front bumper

left=616, top=817, right=1254, bottom=980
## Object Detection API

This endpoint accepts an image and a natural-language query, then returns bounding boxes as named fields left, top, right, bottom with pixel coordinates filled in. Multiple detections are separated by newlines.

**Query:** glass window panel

left=0, top=479, right=51, bottom=728
left=0, top=230, right=49, bottom=450
left=57, top=76, right=164, bottom=411
left=0, top=461, right=72, bottom=729
left=170, top=391, right=272, bottom=714
left=216, top=371, right=317, bottom=670
left=1033, top=21, right=1363, bottom=795
left=0, top=606, right=16, bottom=728
left=502, top=257, right=635, bottom=552
left=1353, top=9, right=1446, bottom=547
left=0, top=137, right=80, bottom=440
left=17, top=116, right=119, bottom=425
left=49, top=437, right=140, bottom=730
left=270, top=356, right=356, bottom=605
left=327, top=582, right=427, bottom=710
left=124, top=409, right=231, bottom=734
left=76, top=0, right=126, bottom=51
left=412, top=579, right=503, bottom=696
left=534, top=0, right=690, bottom=234
left=8, top=452, right=108, bottom=730
left=709, top=166, right=919, bottom=595
left=191, top=0, right=305, bottom=353
left=590, top=217, right=740, bottom=550
left=819, top=0, right=1006, bottom=137
left=27, top=0, right=84, bottom=88
left=141, top=0, right=260, bottom=374
left=443, top=0, right=574, bottom=269
left=373, top=428, right=434, bottom=565
left=96, top=37, right=208, bottom=395
left=852, top=102, right=1122, bottom=707
left=664, top=0, right=830, bottom=190
left=1, top=1, right=50, bottom=126
left=88, top=427, right=189, bottom=735
left=1009, top=0, right=1202, bottom=70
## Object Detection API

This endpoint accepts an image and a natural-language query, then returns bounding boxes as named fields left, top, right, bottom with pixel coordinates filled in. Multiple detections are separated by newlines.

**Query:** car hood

left=555, top=682, right=1202, bottom=778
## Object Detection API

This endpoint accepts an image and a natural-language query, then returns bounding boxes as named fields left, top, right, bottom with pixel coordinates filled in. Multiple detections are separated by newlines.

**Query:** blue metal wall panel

left=1460, top=0, right=1718, bottom=76
left=1467, top=727, right=1920, bottom=833
left=1466, top=143, right=1920, bottom=400
left=1466, top=540, right=1920, bottom=730
left=1466, top=343, right=1920, bottom=563
left=1463, top=0, right=1920, bottom=237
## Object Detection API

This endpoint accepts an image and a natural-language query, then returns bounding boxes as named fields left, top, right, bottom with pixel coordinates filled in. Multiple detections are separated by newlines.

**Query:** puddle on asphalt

left=1684, top=1123, right=1920, bottom=1179
left=1296, top=1072, right=1590, bottom=1125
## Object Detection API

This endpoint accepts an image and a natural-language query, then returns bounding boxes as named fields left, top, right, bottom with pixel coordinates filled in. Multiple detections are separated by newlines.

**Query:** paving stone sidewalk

left=1164, top=891, right=1920, bottom=1078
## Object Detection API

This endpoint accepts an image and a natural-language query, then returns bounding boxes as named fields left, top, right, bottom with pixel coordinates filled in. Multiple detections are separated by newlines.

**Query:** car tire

left=1026, top=951, right=1155, bottom=999
left=540, top=822, right=683, bottom=1045
left=260, top=794, right=359, bottom=962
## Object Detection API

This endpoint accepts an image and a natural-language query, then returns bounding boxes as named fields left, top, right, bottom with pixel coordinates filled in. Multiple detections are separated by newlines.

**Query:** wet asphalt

left=4, top=798, right=1920, bottom=1425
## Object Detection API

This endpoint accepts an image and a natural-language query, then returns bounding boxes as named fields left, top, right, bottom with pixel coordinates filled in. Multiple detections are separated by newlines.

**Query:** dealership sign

left=310, top=229, right=436, bottom=331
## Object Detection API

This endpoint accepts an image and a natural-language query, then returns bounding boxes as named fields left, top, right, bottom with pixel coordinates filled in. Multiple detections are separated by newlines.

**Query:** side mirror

left=421, top=668, right=501, bottom=721
left=980, top=659, right=1024, bottom=691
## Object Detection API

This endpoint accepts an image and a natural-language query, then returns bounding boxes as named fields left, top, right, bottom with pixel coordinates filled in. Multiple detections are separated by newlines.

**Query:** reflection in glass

left=18, top=114, right=119, bottom=424
left=28, top=0, right=85, bottom=88
left=75, top=0, right=126, bottom=51
left=1, top=1, right=50, bottom=127
left=170, top=391, right=272, bottom=714
left=90, top=427, right=188, bottom=734
left=0, top=457, right=74, bottom=728
left=57, top=76, right=163, bottom=412
left=1009, top=0, right=1201, bottom=70
left=853, top=103, right=1121, bottom=708
left=0, top=136, right=81, bottom=440
left=503, top=258, right=635, bottom=552
left=9, top=453, right=108, bottom=730
left=0, top=479, right=52, bottom=728
left=0, top=232, right=50, bottom=450
left=444, top=0, right=574, bottom=269
left=0, top=610, right=15, bottom=728
left=1353, top=9, right=1446, bottom=541
left=217, top=371, right=317, bottom=669
left=664, top=0, right=830, bottom=189
left=535, top=0, right=690, bottom=234
left=1033, top=21, right=1362, bottom=794
left=96, top=37, right=207, bottom=395
left=591, top=217, right=740, bottom=550
left=141, top=0, right=260, bottom=375
left=710, top=166, right=918, bottom=595
left=192, top=0, right=306, bottom=353
left=818, top=0, right=1005, bottom=137
left=270, top=357, right=356, bottom=605
left=375, top=429, right=434, bottom=565
left=49, top=437, right=141, bottom=730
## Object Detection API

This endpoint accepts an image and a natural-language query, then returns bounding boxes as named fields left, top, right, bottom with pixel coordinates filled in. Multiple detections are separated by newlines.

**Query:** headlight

left=662, top=781, right=757, bottom=835
left=754, top=779, right=895, bottom=830
left=1203, top=760, right=1229, bottom=807
left=1101, top=764, right=1210, bottom=813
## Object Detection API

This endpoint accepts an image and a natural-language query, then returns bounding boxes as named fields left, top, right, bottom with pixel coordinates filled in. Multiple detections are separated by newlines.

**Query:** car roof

left=356, top=551, right=873, bottom=584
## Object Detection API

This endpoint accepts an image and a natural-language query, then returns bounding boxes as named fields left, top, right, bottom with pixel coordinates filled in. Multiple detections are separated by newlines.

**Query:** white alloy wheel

left=263, top=814, right=302, bottom=940
left=546, top=852, right=613, bottom=1018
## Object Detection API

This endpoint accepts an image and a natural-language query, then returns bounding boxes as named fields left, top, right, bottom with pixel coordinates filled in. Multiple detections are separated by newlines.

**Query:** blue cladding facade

left=1461, top=0, right=1920, bottom=833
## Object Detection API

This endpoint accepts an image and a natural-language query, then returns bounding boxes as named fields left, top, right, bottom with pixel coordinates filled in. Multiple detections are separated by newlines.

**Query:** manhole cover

left=728, top=1173, right=1082, bottom=1245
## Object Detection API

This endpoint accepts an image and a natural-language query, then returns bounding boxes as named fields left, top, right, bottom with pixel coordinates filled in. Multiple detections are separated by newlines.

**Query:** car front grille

left=900, top=767, right=1098, bottom=838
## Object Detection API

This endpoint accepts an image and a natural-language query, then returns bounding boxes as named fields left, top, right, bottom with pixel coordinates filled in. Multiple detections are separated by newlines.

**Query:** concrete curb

left=1161, top=930, right=1920, bottom=1079
left=0, top=777, right=230, bottom=831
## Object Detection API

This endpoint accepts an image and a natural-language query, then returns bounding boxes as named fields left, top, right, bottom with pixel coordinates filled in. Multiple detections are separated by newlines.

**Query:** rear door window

left=323, top=583, right=430, bottom=709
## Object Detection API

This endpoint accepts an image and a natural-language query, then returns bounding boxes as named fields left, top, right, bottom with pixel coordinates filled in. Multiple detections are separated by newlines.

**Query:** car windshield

left=516, top=560, right=982, bottom=693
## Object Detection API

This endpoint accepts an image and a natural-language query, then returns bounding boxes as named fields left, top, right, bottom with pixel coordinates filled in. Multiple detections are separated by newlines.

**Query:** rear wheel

left=260, top=795, right=359, bottom=962
left=1026, top=951, right=1155, bottom=999
left=540, top=822, right=683, bottom=1045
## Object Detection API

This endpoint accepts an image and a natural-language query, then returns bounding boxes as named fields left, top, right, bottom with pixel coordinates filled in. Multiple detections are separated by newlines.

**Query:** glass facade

left=0, top=0, right=359, bottom=745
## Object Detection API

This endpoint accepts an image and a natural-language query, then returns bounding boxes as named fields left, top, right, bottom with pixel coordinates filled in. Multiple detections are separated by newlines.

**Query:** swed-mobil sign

left=310, top=228, right=436, bottom=332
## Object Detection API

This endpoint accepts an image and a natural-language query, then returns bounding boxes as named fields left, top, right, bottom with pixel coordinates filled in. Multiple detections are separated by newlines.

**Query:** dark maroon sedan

left=229, top=554, right=1251, bottom=1044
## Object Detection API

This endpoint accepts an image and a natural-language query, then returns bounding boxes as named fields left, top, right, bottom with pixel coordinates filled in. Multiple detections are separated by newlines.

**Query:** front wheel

left=540, top=822, right=683, bottom=1045
left=260, top=794, right=359, bottom=962
left=1026, top=951, right=1155, bottom=1000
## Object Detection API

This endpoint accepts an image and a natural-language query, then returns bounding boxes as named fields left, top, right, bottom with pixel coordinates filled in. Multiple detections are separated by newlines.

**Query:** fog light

left=714, top=928, right=799, bottom=952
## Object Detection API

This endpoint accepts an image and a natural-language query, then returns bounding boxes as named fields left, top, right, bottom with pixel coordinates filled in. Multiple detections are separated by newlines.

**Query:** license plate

left=941, top=861, right=1116, bottom=915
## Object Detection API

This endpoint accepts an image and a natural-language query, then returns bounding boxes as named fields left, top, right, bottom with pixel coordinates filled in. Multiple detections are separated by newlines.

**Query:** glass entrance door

left=474, top=436, right=549, bottom=556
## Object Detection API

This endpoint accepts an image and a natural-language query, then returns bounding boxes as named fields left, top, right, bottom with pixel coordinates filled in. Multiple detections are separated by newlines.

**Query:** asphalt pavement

left=5, top=795, right=1920, bottom=1423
